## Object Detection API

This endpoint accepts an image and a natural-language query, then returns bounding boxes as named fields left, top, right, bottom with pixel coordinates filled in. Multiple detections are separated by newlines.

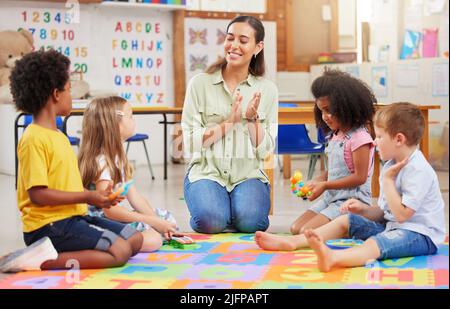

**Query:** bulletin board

left=0, top=0, right=174, bottom=106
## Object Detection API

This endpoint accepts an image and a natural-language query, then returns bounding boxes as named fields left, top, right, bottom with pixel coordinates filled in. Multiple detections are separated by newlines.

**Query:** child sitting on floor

left=78, top=96, right=182, bottom=252
left=290, top=69, right=376, bottom=234
left=0, top=50, right=142, bottom=273
left=256, top=103, right=445, bottom=272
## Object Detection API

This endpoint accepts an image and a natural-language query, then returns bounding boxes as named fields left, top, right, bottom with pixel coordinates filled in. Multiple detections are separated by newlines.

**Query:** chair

left=24, top=115, right=80, bottom=147
left=276, top=103, right=326, bottom=180
left=316, top=126, right=328, bottom=171
left=125, top=133, right=155, bottom=180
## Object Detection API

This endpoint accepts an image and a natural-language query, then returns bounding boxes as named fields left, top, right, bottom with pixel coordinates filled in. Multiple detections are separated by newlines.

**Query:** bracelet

left=247, top=114, right=259, bottom=123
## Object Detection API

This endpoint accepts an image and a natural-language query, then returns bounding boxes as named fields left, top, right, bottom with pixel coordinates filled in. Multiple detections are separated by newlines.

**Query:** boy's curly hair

left=10, top=49, right=71, bottom=115
left=311, top=69, right=377, bottom=135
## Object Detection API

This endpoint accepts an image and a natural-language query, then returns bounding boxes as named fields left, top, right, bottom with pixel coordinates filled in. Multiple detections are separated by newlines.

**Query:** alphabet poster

left=105, top=18, right=168, bottom=105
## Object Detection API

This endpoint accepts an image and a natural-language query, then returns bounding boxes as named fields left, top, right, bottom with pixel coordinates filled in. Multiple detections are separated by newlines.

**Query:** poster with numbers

left=0, top=1, right=92, bottom=81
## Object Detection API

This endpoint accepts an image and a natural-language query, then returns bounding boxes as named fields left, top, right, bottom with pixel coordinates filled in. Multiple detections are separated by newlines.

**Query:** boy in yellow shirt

left=0, top=50, right=143, bottom=272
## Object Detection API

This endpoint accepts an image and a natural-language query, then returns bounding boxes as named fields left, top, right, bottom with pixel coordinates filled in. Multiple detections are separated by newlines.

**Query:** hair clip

left=116, top=110, right=125, bottom=116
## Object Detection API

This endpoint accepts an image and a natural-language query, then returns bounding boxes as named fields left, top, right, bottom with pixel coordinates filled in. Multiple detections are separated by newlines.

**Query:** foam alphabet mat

left=0, top=234, right=448, bottom=289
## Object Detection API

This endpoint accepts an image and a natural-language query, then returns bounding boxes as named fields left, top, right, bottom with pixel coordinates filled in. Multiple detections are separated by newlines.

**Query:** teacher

left=182, top=16, right=278, bottom=234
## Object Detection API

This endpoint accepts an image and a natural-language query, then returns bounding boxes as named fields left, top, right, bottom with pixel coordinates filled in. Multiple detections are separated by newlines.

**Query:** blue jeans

left=348, top=214, right=437, bottom=260
left=184, top=175, right=270, bottom=234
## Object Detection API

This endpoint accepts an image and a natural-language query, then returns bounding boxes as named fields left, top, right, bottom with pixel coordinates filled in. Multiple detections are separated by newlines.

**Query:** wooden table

left=265, top=103, right=440, bottom=212
left=14, top=106, right=183, bottom=188
left=64, top=106, right=184, bottom=181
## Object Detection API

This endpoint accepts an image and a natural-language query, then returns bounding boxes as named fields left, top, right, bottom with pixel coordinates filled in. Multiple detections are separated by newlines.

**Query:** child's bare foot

left=255, top=231, right=299, bottom=251
left=304, top=229, right=335, bottom=272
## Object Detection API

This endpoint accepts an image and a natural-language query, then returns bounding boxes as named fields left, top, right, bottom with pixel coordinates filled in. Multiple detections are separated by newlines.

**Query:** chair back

left=277, top=124, right=316, bottom=152
left=278, top=102, right=297, bottom=108
left=317, top=127, right=329, bottom=144
left=23, top=115, right=64, bottom=130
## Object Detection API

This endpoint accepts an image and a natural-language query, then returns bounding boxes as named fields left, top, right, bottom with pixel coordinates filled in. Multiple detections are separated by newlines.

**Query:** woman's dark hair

left=311, top=69, right=377, bottom=136
left=10, top=49, right=70, bottom=115
left=205, top=15, right=265, bottom=76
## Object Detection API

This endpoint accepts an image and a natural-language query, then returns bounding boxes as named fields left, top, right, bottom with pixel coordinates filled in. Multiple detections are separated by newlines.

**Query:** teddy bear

left=0, top=29, right=93, bottom=103
left=0, top=29, right=34, bottom=104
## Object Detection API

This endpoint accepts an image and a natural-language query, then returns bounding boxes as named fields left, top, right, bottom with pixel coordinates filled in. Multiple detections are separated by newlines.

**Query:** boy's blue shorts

left=23, top=215, right=138, bottom=252
left=348, top=214, right=437, bottom=260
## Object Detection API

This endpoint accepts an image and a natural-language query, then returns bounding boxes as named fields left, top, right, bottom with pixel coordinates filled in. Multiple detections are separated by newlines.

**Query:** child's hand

left=87, top=183, right=124, bottom=209
left=383, top=157, right=409, bottom=180
left=150, top=218, right=178, bottom=240
left=307, top=181, right=326, bottom=201
left=86, top=191, right=123, bottom=209
left=340, top=198, right=368, bottom=215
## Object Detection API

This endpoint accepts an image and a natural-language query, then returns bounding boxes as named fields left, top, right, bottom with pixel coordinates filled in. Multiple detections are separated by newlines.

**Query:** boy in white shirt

left=256, top=102, right=445, bottom=272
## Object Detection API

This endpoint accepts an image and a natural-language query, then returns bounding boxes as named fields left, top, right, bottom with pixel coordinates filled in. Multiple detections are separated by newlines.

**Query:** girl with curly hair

left=288, top=69, right=377, bottom=235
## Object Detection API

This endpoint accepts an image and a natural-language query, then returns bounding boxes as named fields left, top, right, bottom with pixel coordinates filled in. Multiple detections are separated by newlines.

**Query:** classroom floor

left=0, top=156, right=448, bottom=288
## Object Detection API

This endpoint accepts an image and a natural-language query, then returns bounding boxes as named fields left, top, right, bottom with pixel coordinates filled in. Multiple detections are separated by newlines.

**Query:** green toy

left=167, top=239, right=186, bottom=249
left=164, top=235, right=195, bottom=249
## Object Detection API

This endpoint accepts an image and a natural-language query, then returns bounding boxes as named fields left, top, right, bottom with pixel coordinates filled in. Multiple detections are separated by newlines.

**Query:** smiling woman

left=181, top=16, right=279, bottom=234
left=206, top=16, right=265, bottom=78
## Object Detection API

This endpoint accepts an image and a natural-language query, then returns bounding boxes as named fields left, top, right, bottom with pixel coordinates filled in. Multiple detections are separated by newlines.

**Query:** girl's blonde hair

left=78, top=96, right=133, bottom=188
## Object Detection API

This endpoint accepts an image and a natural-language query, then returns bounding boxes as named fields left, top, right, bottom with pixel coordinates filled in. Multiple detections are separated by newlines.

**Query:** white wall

left=310, top=59, right=449, bottom=123
left=276, top=72, right=313, bottom=101
left=310, top=59, right=449, bottom=170
left=363, top=0, right=449, bottom=62
left=186, top=0, right=266, bottom=13
left=0, top=105, right=17, bottom=175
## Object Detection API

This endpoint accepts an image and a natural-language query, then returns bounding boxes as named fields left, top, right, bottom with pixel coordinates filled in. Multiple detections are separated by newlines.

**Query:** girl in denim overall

left=290, top=69, right=377, bottom=235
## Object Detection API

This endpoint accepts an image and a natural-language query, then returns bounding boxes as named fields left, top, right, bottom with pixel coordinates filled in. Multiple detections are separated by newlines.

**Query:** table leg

left=163, top=114, right=168, bottom=180
left=282, top=155, right=291, bottom=179
left=421, top=110, right=430, bottom=160
left=372, top=155, right=380, bottom=197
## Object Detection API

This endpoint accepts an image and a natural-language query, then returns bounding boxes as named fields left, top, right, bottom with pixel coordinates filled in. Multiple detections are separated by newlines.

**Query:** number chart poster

left=0, top=1, right=92, bottom=80
left=104, top=17, right=168, bottom=105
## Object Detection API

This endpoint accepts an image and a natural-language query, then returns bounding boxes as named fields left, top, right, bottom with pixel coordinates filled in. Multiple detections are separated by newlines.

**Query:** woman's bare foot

left=304, top=229, right=335, bottom=272
left=254, top=231, right=300, bottom=251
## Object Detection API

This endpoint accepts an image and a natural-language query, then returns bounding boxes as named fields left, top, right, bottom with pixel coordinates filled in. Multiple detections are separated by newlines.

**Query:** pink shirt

left=331, top=128, right=375, bottom=176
